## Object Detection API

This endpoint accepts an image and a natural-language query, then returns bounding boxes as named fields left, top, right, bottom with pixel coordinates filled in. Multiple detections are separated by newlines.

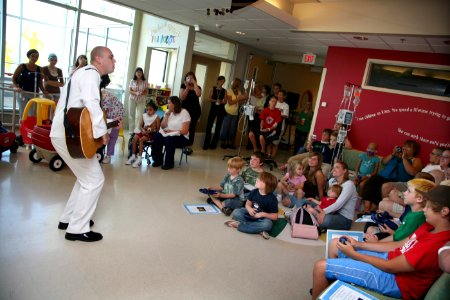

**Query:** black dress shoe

left=65, top=231, right=103, bottom=242
left=202, top=145, right=209, bottom=150
left=152, top=162, right=162, bottom=167
left=58, top=220, right=94, bottom=230
left=161, top=165, right=174, bottom=170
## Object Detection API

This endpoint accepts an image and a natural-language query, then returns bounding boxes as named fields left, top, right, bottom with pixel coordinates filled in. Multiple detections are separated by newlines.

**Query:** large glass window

left=3, top=0, right=135, bottom=111
left=148, top=49, right=168, bottom=86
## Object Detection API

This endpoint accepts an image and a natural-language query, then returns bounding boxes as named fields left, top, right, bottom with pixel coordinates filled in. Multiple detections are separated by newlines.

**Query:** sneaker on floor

left=260, top=231, right=270, bottom=240
left=126, top=154, right=136, bottom=165
left=221, top=207, right=233, bottom=216
left=102, top=155, right=111, bottom=164
left=132, top=157, right=142, bottom=168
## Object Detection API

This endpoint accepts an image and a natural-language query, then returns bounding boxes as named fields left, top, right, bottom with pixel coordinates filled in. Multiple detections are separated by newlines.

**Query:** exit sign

left=302, top=53, right=316, bottom=64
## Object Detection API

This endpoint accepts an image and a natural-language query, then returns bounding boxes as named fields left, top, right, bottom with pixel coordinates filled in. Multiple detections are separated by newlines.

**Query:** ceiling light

left=353, top=36, right=368, bottom=41
left=236, top=31, right=246, bottom=35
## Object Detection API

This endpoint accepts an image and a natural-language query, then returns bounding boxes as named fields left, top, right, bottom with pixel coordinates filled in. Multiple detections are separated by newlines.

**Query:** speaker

left=286, top=92, right=300, bottom=111
left=231, top=0, right=258, bottom=12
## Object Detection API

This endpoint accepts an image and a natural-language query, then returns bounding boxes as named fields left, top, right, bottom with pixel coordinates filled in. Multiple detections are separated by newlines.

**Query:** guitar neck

left=107, top=120, right=119, bottom=129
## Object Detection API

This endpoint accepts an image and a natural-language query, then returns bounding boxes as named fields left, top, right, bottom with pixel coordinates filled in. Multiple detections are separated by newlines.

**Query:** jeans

left=232, top=207, right=273, bottom=234
left=321, top=213, right=353, bottom=230
left=220, top=114, right=238, bottom=143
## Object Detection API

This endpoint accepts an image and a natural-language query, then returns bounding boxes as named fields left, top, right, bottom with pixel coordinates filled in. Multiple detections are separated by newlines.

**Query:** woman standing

left=12, top=49, right=47, bottom=120
left=246, top=83, right=265, bottom=149
left=203, top=75, right=226, bottom=150
left=220, top=78, right=247, bottom=149
left=128, top=67, right=149, bottom=134
left=151, top=96, right=191, bottom=170
left=180, top=71, right=202, bottom=154
left=71, top=54, right=87, bottom=74
left=42, top=53, right=64, bottom=101
left=314, top=161, right=358, bottom=230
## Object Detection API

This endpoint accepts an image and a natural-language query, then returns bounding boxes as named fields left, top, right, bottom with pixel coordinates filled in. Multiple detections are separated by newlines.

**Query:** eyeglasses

left=430, top=152, right=441, bottom=156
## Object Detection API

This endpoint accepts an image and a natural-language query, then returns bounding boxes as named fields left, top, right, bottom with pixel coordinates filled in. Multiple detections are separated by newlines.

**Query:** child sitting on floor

left=241, top=151, right=265, bottom=192
left=207, top=156, right=246, bottom=216
left=224, top=171, right=279, bottom=240
left=277, top=159, right=306, bottom=208
left=126, top=101, right=160, bottom=167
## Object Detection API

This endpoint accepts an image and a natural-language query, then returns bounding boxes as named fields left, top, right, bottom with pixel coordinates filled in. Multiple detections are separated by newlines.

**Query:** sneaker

left=126, top=154, right=136, bottom=165
left=132, top=157, right=142, bottom=168
left=260, top=231, right=270, bottom=240
left=221, top=207, right=233, bottom=216
left=102, top=155, right=111, bottom=164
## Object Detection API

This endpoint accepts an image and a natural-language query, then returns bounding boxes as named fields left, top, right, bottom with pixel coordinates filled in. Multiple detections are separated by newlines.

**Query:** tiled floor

left=0, top=141, right=324, bottom=300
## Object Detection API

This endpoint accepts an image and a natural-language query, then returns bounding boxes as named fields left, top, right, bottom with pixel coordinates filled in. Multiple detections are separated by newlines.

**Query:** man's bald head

left=90, top=46, right=115, bottom=76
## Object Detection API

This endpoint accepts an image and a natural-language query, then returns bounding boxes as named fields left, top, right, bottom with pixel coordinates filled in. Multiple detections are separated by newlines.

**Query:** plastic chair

left=118, top=127, right=125, bottom=154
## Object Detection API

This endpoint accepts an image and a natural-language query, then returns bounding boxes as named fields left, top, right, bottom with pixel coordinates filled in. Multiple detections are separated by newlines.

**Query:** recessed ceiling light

left=353, top=36, right=368, bottom=41
left=236, top=31, right=246, bottom=35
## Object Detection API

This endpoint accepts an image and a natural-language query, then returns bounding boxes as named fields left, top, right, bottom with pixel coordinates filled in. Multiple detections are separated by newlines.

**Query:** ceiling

left=110, top=0, right=450, bottom=65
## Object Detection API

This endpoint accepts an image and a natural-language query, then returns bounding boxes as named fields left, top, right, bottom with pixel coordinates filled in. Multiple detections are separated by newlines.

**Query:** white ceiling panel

left=110, top=0, right=450, bottom=64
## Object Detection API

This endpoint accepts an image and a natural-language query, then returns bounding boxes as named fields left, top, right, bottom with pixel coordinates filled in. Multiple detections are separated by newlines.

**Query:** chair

left=141, top=143, right=188, bottom=166
left=118, top=127, right=125, bottom=154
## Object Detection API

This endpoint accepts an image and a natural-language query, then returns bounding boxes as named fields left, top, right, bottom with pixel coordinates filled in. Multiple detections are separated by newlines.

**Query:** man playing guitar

left=50, top=46, right=116, bottom=242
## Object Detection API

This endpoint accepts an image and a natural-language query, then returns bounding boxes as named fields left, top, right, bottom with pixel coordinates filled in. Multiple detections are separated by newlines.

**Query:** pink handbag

left=290, top=206, right=319, bottom=240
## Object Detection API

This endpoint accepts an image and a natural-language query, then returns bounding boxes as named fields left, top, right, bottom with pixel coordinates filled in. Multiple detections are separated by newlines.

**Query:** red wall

left=314, top=46, right=450, bottom=162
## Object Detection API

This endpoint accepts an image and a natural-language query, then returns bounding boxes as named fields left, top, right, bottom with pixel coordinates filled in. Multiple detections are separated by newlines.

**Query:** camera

left=395, top=146, right=402, bottom=153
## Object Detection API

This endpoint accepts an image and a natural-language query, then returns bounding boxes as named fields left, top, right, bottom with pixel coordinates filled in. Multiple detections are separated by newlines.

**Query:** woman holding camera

left=360, top=140, right=423, bottom=214
left=180, top=71, right=201, bottom=155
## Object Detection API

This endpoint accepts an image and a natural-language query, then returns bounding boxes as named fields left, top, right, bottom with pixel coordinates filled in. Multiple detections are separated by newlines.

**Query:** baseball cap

left=48, top=53, right=57, bottom=60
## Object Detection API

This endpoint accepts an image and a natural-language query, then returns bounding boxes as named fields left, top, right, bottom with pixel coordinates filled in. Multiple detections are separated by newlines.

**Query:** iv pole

left=222, top=79, right=255, bottom=160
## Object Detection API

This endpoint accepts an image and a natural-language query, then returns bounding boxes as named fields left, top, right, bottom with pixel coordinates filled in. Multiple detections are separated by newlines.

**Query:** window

left=362, top=59, right=450, bottom=101
left=148, top=49, right=168, bottom=86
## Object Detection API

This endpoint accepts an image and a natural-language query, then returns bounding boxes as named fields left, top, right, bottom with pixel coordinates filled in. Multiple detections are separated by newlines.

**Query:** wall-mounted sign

left=302, top=53, right=316, bottom=65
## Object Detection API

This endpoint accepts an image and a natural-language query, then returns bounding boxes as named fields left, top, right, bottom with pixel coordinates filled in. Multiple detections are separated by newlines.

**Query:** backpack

left=290, top=204, right=320, bottom=240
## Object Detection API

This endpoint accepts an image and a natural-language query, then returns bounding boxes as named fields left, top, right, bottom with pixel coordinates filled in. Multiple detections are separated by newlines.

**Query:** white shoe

left=132, top=157, right=142, bottom=168
left=126, top=154, right=136, bottom=165
left=102, top=155, right=111, bottom=164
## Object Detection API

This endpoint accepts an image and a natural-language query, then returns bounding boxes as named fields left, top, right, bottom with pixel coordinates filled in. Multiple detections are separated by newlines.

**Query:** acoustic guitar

left=65, top=107, right=119, bottom=159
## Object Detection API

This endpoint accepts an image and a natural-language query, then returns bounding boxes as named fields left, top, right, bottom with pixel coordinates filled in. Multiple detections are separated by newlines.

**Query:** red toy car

left=0, top=121, right=19, bottom=159
left=29, top=125, right=65, bottom=171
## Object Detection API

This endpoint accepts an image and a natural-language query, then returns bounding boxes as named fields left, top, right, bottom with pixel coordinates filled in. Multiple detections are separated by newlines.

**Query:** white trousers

left=51, top=137, right=105, bottom=234
left=128, top=100, right=145, bottom=134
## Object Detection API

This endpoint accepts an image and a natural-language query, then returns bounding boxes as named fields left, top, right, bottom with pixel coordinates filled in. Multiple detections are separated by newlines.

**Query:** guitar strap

left=63, top=67, right=101, bottom=139
left=63, top=79, right=75, bottom=139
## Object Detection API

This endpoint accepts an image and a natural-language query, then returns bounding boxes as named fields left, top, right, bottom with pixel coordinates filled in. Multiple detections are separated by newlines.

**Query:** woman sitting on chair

left=151, top=96, right=191, bottom=170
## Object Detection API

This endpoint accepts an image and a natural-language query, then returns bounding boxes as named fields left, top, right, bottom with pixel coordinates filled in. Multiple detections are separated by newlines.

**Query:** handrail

left=0, top=83, right=59, bottom=132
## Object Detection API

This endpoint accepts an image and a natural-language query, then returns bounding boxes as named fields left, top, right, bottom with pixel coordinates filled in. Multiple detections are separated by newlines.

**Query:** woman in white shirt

left=128, top=67, right=149, bottom=134
left=151, top=96, right=191, bottom=170
left=313, top=161, right=358, bottom=230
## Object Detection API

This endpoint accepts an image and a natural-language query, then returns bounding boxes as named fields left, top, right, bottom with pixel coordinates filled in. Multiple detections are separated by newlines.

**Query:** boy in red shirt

left=248, top=96, right=281, bottom=158
left=311, top=185, right=450, bottom=299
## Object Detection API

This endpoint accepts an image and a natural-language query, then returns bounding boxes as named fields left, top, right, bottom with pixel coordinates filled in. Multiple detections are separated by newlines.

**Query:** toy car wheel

left=49, top=155, right=64, bottom=171
left=10, top=141, right=19, bottom=153
left=95, top=151, right=104, bottom=163
left=29, top=149, right=42, bottom=163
